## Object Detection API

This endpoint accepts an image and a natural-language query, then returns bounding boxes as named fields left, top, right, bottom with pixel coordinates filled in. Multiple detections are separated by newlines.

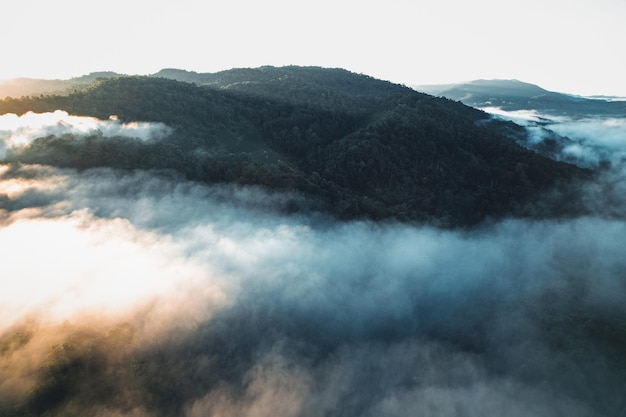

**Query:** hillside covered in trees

left=2, top=67, right=626, bottom=417
left=417, top=79, right=626, bottom=117
left=0, top=66, right=589, bottom=226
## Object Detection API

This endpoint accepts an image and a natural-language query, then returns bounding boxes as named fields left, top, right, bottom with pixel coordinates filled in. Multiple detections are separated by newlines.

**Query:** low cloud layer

left=2, top=159, right=626, bottom=416
left=482, top=107, right=626, bottom=169
left=0, top=111, right=171, bottom=157
left=1, top=110, right=625, bottom=416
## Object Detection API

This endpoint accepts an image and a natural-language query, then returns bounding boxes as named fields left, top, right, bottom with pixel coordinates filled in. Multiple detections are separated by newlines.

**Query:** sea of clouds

left=481, top=106, right=626, bottom=169
left=1, top=112, right=626, bottom=416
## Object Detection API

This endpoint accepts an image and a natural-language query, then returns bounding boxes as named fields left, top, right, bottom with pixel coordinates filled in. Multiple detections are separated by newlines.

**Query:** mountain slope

left=0, top=68, right=589, bottom=226
left=0, top=72, right=122, bottom=99
left=152, top=66, right=415, bottom=115
left=416, top=79, right=626, bottom=117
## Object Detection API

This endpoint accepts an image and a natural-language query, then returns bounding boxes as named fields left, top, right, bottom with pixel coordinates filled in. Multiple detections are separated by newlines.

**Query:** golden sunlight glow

left=0, top=209, right=230, bottom=335
left=0, top=164, right=67, bottom=200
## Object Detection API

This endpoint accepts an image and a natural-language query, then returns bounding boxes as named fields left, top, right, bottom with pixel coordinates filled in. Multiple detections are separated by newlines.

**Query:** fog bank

left=482, top=106, right=626, bottom=169
left=2, top=162, right=625, bottom=416
left=0, top=111, right=171, bottom=158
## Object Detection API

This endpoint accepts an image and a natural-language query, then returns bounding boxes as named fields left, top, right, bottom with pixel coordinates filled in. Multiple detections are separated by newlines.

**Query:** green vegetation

left=0, top=67, right=590, bottom=226
left=423, top=79, right=626, bottom=117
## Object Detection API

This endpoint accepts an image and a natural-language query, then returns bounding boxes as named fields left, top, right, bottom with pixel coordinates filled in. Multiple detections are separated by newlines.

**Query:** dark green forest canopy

left=0, top=67, right=590, bottom=226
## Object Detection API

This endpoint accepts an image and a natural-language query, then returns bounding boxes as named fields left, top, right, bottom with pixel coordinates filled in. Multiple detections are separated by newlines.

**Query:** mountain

left=153, top=66, right=410, bottom=102
left=0, top=67, right=589, bottom=226
left=0, top=72, right=122, bottom=98
left=415, top=79, right=626, bottom=117
left=3, top=68, right=625, bottom=417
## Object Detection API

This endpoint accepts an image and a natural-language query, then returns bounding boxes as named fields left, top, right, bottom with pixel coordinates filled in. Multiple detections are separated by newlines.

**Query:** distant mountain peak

left=467, top=79, right=549, bottom=92
left=415, top=78, right=626, bottom=117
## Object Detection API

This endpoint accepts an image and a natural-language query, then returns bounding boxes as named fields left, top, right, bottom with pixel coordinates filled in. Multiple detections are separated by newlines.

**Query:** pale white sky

left=2, top=0, right=625, bottom=96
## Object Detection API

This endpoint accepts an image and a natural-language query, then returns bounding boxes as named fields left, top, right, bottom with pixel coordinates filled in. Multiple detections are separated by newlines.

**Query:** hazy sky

left=2, top=0, right=625, bottom=96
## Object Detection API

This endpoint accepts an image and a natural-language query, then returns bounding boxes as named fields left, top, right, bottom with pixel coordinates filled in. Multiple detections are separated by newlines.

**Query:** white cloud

left=0, top=209, right=230, bottom=338
left=0, top=111, right=171, bottom=157
left=480, top=107, right=555, bottom=126
left=550, top=117, right=626, bottom=150
left=2, top=118, right=626, bottom=414
left=482, top=107, right=626, bottom=168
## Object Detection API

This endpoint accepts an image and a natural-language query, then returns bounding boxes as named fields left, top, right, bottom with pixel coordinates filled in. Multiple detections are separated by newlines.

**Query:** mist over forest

left=1, top=67, right=625, bottom=417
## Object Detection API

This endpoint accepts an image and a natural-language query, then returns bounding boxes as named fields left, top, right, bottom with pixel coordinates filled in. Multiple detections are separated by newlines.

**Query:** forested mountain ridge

left=153, top=66, right=414, bottom=111
left=417, top=79, right=626, bottom=117
left=0, top=68, right=589, bottom=226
